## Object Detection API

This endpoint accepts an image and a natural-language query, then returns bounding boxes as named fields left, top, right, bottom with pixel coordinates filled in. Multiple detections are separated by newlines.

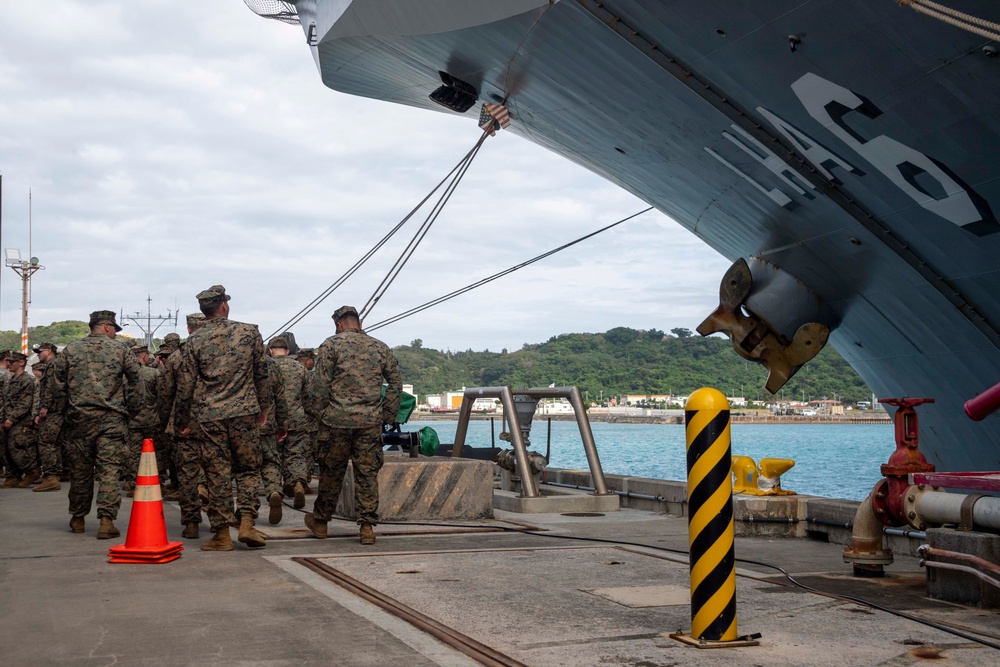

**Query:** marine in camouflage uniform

left=260, top=351, right=288, bottom=524
left=123, top=344, right=162, bottom=495
left=158, top=313, right=209, bottom=539
left=2, top=352, right=40, bottom=488
left=269, top=337, right=316, bottom=508
left=304, top=305, right=401, bottom=545
left=175, top=286, right=270, bottom=551
left=50, top=311, right=144, bottom=538
left=294, top=347, right=318, bottom=485
left=154, top=333, right=182, bottom=488
left=32, top=343, right=65, bottom=491
left=0, top=351, right=20, bottom=486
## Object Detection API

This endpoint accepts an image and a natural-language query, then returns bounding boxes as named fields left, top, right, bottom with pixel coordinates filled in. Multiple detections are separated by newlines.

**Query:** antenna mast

left=119, top=296, right=178, bottom=349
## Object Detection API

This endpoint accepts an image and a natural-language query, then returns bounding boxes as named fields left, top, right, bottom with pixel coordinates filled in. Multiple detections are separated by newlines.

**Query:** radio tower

left=120, top=296, right=178, bottom=349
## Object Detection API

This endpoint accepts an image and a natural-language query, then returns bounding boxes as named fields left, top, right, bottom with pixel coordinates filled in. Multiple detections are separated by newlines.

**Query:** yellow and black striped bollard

left=670, top=387, right=758, bottom=648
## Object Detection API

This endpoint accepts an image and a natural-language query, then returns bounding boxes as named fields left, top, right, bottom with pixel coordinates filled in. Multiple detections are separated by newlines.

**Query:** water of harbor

left=409, top=419, right=895, bottom=501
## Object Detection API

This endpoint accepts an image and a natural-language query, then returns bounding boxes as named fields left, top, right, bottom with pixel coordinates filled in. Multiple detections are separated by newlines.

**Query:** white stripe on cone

left=138, top=452, right=158, bottom=477
left=134, top=484, right=162, bottom=502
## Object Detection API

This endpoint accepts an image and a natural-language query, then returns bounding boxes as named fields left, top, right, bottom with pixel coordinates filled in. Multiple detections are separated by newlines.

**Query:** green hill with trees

left=396, top=327, right=872, bottom=405
left=0, top=321, right=160, bottom=351
left=3, top=321, right=871, bottom=404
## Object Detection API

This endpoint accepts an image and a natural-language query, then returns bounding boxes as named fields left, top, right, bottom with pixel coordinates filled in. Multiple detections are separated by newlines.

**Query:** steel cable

left=359, top=129, right=490, bottom=321
left=365, top=206, right=654, bottom=332
left=263, top=132, right=489, bottom=340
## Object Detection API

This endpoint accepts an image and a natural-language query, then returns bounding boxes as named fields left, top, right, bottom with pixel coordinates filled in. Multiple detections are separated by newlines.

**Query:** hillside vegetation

left=0, top=321, right=160, bottom=351
left=4, top=322, right=871, bottom=404
left=396, top=327, right=871, bottom=404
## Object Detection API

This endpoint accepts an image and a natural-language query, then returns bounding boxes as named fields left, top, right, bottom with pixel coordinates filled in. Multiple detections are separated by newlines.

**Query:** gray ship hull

left=265, top=1, right=1000, bottom=473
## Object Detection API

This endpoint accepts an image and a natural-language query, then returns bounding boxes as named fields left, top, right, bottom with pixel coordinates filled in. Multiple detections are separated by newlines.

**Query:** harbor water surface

left=409, top=420, right=894, bottom=501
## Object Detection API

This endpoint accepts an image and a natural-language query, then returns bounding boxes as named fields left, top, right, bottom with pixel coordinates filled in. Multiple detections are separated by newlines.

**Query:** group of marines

left=0, top=284, right=402, bottom=551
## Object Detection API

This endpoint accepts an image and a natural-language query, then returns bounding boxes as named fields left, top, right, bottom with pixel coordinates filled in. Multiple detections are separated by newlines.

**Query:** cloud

left=0, top=1, right=731, bottom=354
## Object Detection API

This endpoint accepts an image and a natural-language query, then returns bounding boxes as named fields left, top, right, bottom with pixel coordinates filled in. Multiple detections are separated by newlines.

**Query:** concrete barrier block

left=336, top=455, right=494, bottom=521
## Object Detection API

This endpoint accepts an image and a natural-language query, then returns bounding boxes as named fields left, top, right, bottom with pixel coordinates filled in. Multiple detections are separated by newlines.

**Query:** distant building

left=538, top=398, right=574, bottom=414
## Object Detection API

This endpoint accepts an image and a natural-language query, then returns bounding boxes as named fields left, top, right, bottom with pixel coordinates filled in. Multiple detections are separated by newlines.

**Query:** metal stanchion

left=670, top=387, right=759, bottom=649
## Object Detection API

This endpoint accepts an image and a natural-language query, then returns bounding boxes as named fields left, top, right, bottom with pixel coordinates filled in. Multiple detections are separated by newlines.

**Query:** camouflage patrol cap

left=8, top=351, right=26, bottom=362
left=132, top=343, right=149, bottom=355
left=32, top=361, right=47, bottom=373
left=196, top=285, right=231, bottom=305
left=332, top=305, right=359, bottom=321
left=0, top=350, right=8, bottom=361
left=164, top=333, right=181, bottom=344
left=36, top=342, right=58, bottom=353
left=186, top=312, right=206, bottom=328
left=268, top=337, right=288, bottom=350
left=89, top=310, right=122, bottom=331
left=297, top=347, right=315, bottom=358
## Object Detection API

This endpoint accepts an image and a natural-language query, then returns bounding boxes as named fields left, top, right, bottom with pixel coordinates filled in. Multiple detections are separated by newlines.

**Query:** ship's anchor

left=697, top=258, right=829, bottom=394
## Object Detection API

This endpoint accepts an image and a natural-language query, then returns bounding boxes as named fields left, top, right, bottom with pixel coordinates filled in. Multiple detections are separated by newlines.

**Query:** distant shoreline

left=411, top=412, right=892, bottom=425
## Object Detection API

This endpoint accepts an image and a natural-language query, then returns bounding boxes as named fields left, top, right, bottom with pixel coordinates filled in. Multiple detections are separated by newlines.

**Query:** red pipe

left=965, top=380, right=1000, bottom=421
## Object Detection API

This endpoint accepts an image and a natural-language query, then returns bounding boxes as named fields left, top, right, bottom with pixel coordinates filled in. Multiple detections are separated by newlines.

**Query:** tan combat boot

left=200, top=527, right=234, bottom=551
left=304, top=513, right=327, bottom=539
left=267, top=492, right=283, bottom=525
left=17, top=468, right=41, bottom=488
left=2, top=475, right=23, bottom=488
left=181, top=523, right=200, bottom=539
left=237, top=513, right=266, bottom=548
left=33, top=474, right=62, bottom=492
left=359, top=523, right=375, bottom=545
left=293, top=481, right=306, bottom=509
left=197, top=484, right=209, bottom=505
left=69, top=515, right=85, bottom=533
left=96, top=517, right=120, bottom=539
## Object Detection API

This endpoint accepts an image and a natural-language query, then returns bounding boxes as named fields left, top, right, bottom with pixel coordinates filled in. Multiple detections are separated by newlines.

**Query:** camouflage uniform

left=51, top=315, right=144, bottom=521
left=35, top=352, right=66, bottom=478
left=124, top=360, right=162, bottom=485
left=0, top=361, right=17, bottom=480
left=273, top=354, right=316, bottom=488
left=159, top=343, right=206, bottom=528
left=175, top=290, right=269, bottom=533
left=4, top=367, right=38, bottom=473
left=307, top=307, right=402, bottom=526
left=259, top=355, right=287, bottom=503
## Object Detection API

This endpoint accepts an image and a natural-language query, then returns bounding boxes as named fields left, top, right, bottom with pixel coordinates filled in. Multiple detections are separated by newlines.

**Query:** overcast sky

left=0, top=1, right=731, bottom=352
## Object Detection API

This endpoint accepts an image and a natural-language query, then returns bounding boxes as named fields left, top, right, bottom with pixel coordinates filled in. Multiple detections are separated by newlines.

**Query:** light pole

left=5, top=249, right=43, bottom=355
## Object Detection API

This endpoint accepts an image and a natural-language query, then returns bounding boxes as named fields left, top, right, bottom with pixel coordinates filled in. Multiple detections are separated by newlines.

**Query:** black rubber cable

left=280, top=499, right=1000, bottom=650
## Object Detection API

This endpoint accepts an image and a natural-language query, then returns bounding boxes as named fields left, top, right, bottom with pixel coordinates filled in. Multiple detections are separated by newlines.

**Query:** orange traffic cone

left=108, top=438, right=183, bottom=564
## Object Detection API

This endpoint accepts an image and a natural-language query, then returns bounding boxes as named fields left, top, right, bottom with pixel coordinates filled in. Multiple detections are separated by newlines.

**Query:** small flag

left=478, top=103, right=511, bottom=136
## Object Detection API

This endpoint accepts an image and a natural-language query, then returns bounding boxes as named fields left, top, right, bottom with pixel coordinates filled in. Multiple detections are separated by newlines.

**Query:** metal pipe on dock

left=913, top=491, right=1000, bottom=532
left=454, top=386, right=612, bottom=498
left=540, top=480, right=664, bottom=502
left=920, top=561, right=1000, bottom=591
left=918, top=545, right=1000, bottom=578
left=965, top=379, right=1000, bottom=421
